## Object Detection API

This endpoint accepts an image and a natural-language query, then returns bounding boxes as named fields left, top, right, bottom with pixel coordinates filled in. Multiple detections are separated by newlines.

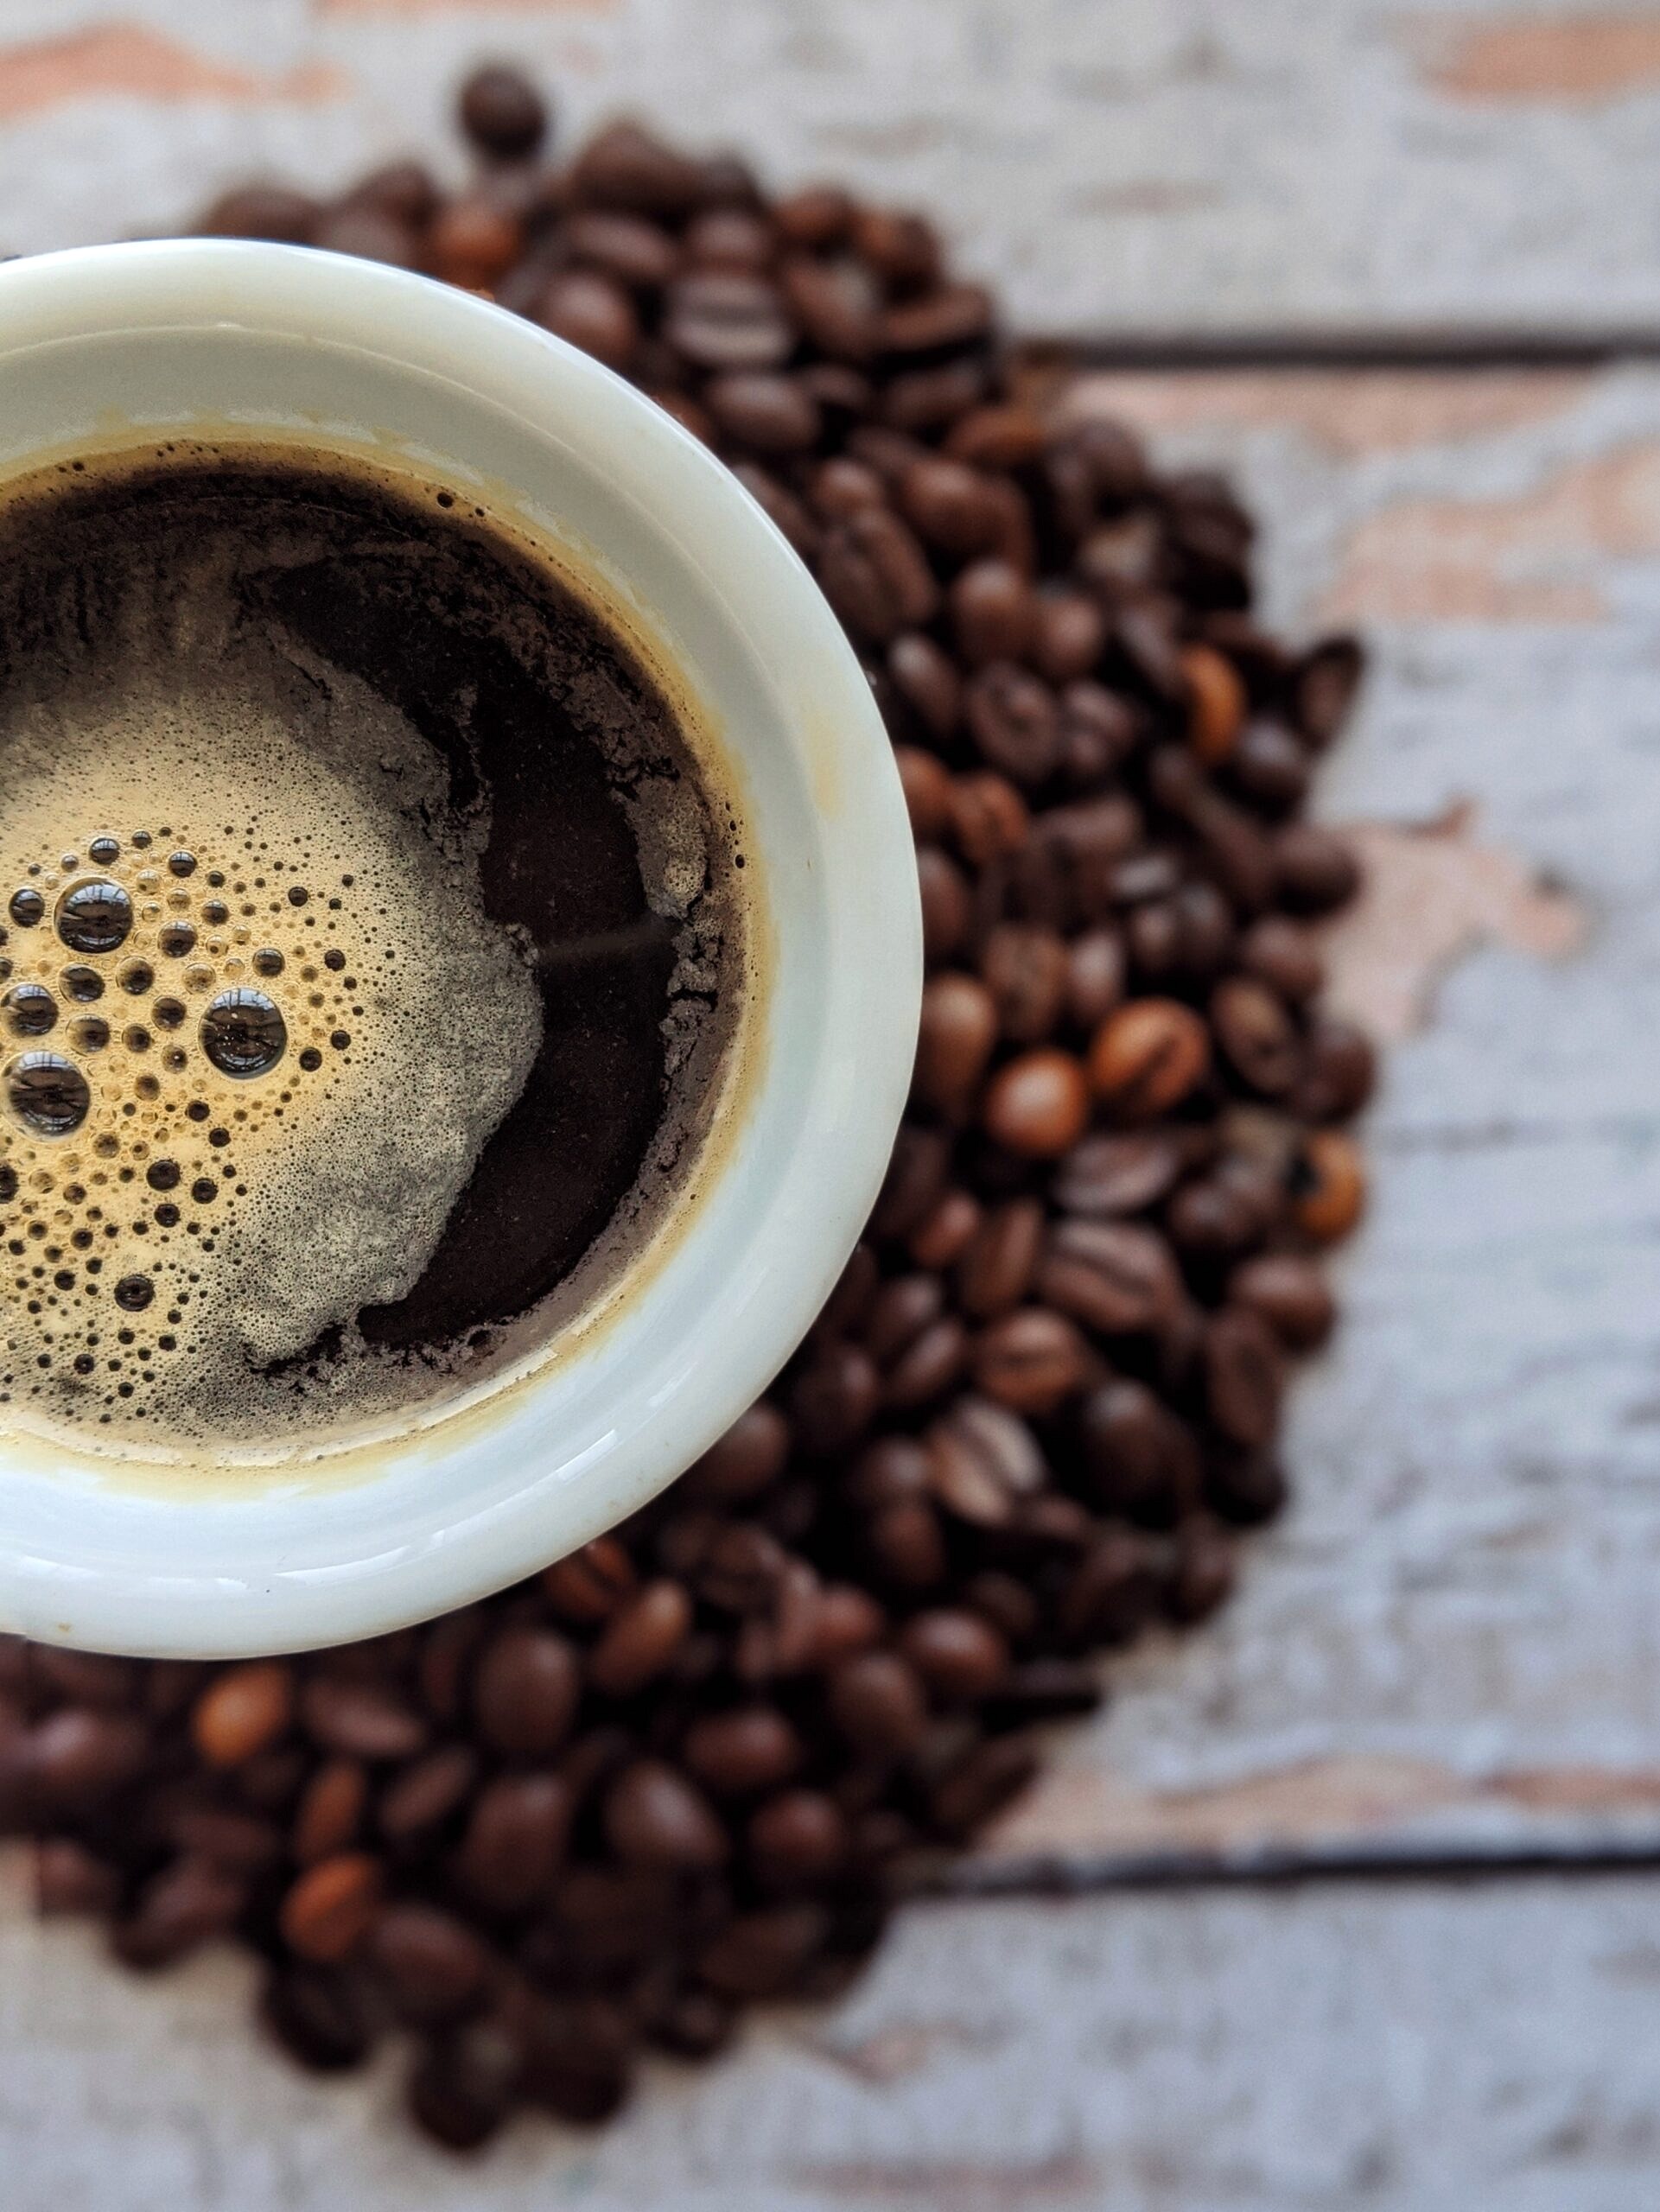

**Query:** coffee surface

left=0, top=445, right=741, bottom=1453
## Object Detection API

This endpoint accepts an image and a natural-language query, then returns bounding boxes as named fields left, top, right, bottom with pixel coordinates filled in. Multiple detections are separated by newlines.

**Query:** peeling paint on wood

left=1407, top=12, right=1660, bottom=106
left=0, top=27, right=347, bottom=117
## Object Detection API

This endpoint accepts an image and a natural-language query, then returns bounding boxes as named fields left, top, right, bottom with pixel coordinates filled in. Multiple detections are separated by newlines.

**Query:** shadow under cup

left=0, top=240, right=921, bottom=1661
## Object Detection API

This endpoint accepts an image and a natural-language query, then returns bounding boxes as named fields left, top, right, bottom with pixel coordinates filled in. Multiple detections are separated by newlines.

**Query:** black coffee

left=0, top=445, right=745, bottom=1451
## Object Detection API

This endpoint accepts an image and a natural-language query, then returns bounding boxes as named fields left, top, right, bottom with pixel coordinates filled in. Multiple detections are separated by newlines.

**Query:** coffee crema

left=0, top=442, right=747, bottom=1456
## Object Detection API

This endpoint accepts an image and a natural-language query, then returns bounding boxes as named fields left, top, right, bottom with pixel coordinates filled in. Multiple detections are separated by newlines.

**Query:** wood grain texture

left=0, top=1, right=1658, bottom=335
left=10, top=1857, right=1660, bottom=2210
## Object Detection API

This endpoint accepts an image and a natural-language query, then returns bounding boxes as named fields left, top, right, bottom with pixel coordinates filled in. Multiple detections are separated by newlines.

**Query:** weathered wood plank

left=8, top=1855, right=1660, bottom=2210
left=3, top=2, right=1660, bottom=338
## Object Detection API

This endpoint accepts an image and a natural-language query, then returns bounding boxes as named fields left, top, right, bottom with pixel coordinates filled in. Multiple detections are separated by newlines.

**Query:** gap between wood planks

left=927, top=1834, right=1660, bottom=1899
left=1022, top=328, right=1660, bottom=371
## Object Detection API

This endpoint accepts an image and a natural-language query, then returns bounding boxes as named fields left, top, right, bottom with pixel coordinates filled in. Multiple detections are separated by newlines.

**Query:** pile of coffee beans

left=0, top=66, right=1371, bottom=2150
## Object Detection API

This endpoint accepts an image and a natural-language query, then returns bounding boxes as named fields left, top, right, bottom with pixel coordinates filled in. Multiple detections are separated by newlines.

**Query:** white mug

left=0, top=240, right=920, bottom=1660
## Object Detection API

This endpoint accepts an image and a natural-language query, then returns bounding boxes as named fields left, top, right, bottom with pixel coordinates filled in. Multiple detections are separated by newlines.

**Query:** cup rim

left=0, top=238, right=921, bottom=1656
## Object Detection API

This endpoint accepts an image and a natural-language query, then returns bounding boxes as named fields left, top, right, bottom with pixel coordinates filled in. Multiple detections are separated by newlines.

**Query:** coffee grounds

left=0, top=66, right=1370, bottom=2150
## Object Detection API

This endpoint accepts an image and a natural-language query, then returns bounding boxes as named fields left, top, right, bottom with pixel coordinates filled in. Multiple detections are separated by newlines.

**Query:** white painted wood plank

left=8, top=1854, right=1660, bottom=2211
left=0, top=2, right=1657, bottom=335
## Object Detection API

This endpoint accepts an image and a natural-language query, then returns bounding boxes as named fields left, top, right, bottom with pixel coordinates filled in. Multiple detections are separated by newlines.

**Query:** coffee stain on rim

left=0, top=413, right=775, bottom=1498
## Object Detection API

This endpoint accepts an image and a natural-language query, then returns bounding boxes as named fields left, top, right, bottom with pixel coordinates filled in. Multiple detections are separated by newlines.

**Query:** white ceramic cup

left=0, top=239, right=920, bottom=1660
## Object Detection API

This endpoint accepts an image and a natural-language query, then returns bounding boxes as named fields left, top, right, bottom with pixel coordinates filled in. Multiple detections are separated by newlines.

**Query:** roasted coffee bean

left=1038, top=1218, right=1182, bottom=1338
left=200, top=183, right=320, bottom=244
left=965, top=663, right=1062, bottom=785
left=262, top=1963, right=377, bottom=2074
left=113, top=1856, right=247, bottom=1968
left=983, top=1048, right=1090, bottom=1158
left=1088, top=998, right=1211, bottom=1117
left=1180, top=642, right=1247, bottom=764
left=379, top=1747, right=479, bottom=1842
left=930, top=1737, right=1039, bottom=1833
left=697, top=1904, right=829, bottom=1999
left=1230, top=721, right=1310, bottom=812
left=279, top=1853, right=382, bottom=1964
left=894, top=746, right=952, bottom=842
left=588, top=1581, right=694, bottom=1694
left=817, top=507, right=938, bottom=642
left=664, top=269, right=792, bottom=370
left=925, top=1395, right=1044, bottom=1525
left=955, top=1197, right=1044, bottom=1318
left=1053, top=1131, right=1182, bottom=1217
left=192, top=1662, right=294, bottom=1767
left=535, top=268, right=639, bottom=368
left=472, top=1629, right=580, bottom=1758
left=865, top=1497, right=948, bottom=1586
left=427, top=194, right=522, bottom=289
left=1168, top=1519, right=1239, bottom=1623
left=603, top=1760, right=728, bottom=1870
left=948, top=770, right=1030, bottom=867
left=900, top=1610, right=1009, bottom=1700
left=570, top=120, right=703, bottom=217
left=908, top=1187, right=983, bottom=1269
left=952, top=561, right=1037, bottom=665
left=888, top=632, right=963, bottom=741
left=683, top=1707, right=802, bottom=1796
left=1292, top=636, right=1364, bottom=746
left=1204, top=1306, right=1286, bottom=1447
left=900, top=456, right=1000, bottom=555
left=1230, top=1253, right=1337, bottom=1351
left=35, top=1838, right=121, bottom=1917
left=748, top=1789, right=847, bottom=1881
left=684, top=1402, right=791, bottom=1504
left=981, top=923, right=1069, bottom=1043
left=789, top=1342, right=881, bottom=1453
left=915, top=973, right=998, bottom=1114
left=826, top=1652, right=927, bottom=1758
left=372, top=1904, right=490, bottom=2024
left=293, top=1760, right=367, bottom=1866
left=1294, top=1129, right=1367, bottom=1241
left=1239, top=913, right=1324, bottom=1002
left=972, top=1306, right=1091, bottom=1414
left=455, top=1774, right=571, bottom=1911
left=457, top=64, right=549, bottom=160
left=917, top=848, right=971, bottom=964
left=1211, top=976, right=1301, bottom=1095
left=301, top=1679, right=428, bottom=1763
left=1034, top=591, right=1108, bottom=684
left=1273, top=823, right=1360, bottom=913
left=541, top=1535, right=637, bottom=1620
left=1295, top=1018, right=1377, bottom=1123
left=1078, top=1377, right=1185, bottom=1515
left=705, top=372, right=822, bottom=452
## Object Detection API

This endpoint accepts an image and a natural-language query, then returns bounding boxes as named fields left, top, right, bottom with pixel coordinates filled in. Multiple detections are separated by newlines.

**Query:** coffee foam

left=0, top=448, right=741, bottom=1456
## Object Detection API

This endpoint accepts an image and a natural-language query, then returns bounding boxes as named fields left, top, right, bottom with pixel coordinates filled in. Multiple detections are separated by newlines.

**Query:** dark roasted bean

left=588, top=1581, right=693, bottom=1694
left=1088, top=997, right=1211, bottom=1117
left=379, top=1746, right=478, bottom=1841
left=972, top=1306, right=1091, bottom=1414
left=953, top=561, right=1037, bottom=665
left=472, top=1630, right=580, bottom=1758
left=982, top=1048, right=1091, bottom=1158
left=455, top=1774, right=570, bottom=1911
left=604, top=1759, right=728, bottom=1870
left=1053, top=1131, right=1182, bottom=1217
left=302, top=1679, right=427, bottom=1762
left=458, top=64, right=548, bottom=160
left=965, top=663, right=1061, bottom=785
left=1211, top=976, right=1301, bottom=1095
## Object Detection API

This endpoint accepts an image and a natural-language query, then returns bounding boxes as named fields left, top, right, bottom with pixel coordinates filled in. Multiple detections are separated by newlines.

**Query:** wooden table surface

left=4, top=5, right=1660, bottom=2207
